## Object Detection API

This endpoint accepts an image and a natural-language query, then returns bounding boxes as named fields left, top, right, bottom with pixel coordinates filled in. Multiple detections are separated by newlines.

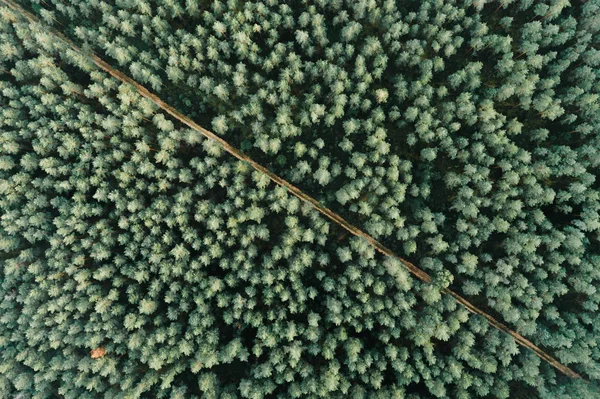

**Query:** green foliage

left=1, top=0, right=600, bottom=398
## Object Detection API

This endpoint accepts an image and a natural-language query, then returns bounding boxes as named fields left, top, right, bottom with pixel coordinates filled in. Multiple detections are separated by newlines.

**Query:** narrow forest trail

left=0, top=0, right=584, bottom=380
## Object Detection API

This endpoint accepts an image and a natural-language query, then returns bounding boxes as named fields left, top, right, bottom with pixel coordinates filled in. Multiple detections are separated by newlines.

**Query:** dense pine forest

left=1, top=0, right=599, bottom=397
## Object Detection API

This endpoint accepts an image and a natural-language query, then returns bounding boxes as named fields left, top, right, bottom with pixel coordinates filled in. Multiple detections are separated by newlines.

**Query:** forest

left=0, top=0, right=599, bottom=397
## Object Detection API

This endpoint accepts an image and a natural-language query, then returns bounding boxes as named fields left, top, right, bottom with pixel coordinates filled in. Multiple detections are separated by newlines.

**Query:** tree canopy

left=1, top=0, right=600, bottom=398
